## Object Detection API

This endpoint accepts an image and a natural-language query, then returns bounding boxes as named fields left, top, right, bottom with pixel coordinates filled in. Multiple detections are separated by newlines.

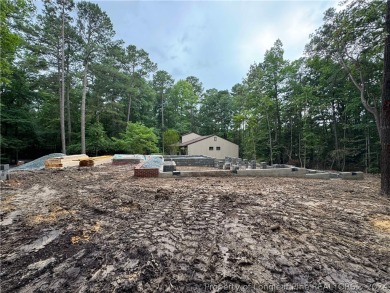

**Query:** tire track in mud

left=120, top=190, right=225, bottom=291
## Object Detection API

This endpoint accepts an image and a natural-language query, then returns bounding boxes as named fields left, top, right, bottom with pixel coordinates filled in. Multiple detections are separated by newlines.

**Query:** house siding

left=187, top=136, right=238, bottom=159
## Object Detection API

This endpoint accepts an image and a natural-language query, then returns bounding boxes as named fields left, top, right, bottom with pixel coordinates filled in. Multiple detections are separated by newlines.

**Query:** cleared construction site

left=1, top=154, right=389, bottom=292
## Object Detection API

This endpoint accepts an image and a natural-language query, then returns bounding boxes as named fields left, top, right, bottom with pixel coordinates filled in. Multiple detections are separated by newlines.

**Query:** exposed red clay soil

left=1, top=165, right=389, bottom=292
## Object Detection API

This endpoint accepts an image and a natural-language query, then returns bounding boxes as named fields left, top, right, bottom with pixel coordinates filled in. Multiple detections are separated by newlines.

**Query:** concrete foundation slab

left=112, top=154, right=145, bottom=165
left=340, top=172, right=364, bottom=180
left=236, top=167, right=308, bottom=178
left=159, top=170, right=232, bottom=178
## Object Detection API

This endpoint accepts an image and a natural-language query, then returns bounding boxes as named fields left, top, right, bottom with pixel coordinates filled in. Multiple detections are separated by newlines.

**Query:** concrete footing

left=159, top=167, right=365, bottom=180
left=236, top=167, right=308, bottom=177
left=159, top=170, right=231, bottom=178
left=340, top=171, right=364, bottom=180
left=0, top=164, right=10, bottom=180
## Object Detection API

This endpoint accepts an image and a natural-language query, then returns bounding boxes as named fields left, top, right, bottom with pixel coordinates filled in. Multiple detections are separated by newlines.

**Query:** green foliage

left=86, top=122, right=112, bottom=156
left=198, top=89, right=233, bottom=138
left=163, top=129, right=180, bottom=155
left=0, top=68, right=41, bottom=162
left=166, top=80, right=198, bottom=133
left=0, top=0, right=33, bottom=84
left=113, top=122, right=158, bottom=154
left=0, top=0, right=382, bottom=174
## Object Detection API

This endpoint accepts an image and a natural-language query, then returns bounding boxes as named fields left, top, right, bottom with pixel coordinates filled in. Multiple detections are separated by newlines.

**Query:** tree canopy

left=1, top=0, right=387, bottom=192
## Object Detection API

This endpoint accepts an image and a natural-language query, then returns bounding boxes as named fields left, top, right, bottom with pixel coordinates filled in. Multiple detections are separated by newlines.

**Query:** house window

left=209, top=147, right=214, bottom=151
left=214, top=137, right=217, bottom=141
left=216, top=147, right=221, bottom=151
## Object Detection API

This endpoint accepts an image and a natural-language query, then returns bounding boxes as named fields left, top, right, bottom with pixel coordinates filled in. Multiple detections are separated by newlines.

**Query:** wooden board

left=79, top=159, right=94, bottom=167
left=78, top=156, right=113, bottom=167
left=45, top=154, right=89, bottom=169
left=92, top=156, right=113, bottom=166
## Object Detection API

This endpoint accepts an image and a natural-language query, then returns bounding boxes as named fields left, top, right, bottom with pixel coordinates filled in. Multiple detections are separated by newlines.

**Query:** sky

left=85, top=0, right=338, bottom=91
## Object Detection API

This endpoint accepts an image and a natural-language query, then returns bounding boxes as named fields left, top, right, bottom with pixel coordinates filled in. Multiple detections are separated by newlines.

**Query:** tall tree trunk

left=365, top=127, right=371, bottom=173
left=127, top=68, right=136, bottom=123
left=65, top=37, right=71, bottom=145
left=251, top=126, right=256, bottom=161
left=127, top=95, right=132, bottom=123
left=274, top=84, right=282, bottom=163
left=66, top=78, right=71, bottom=144
left=266, top=112, right=273, bottom=165
left=81, top=62, right=88, bottom=154
left=331, top=100, right=339, bottom=168
left=381, top=0, right=390, bottom=196
left=289, top=117, right=293, bottom=161
left=161, top=93, right=164, bottom=155
left=60, top=0, right=66, bottom=154
left=342, top=112, right=347, bottom=172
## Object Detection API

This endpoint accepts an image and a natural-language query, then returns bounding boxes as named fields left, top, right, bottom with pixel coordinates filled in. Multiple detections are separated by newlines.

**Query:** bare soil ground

left=1, top=165, right=389, bottom=293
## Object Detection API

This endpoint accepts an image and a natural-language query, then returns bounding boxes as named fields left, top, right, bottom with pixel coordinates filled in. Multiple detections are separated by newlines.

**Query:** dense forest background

left=0, top=0, right=385, bottom=172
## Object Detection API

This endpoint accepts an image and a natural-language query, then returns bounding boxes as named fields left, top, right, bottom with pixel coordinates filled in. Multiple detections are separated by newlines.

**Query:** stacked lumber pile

left=79, top=155, right=113, bottom=167
left=45, top=154, right=89, bottom=169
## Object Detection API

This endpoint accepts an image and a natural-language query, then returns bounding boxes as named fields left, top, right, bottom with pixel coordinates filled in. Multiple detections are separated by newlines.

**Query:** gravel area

left=10, top=153, right=65, bottom=171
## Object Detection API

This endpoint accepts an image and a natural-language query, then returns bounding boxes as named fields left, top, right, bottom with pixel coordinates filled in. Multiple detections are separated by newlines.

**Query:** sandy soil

left=1, top=165, right=389, bottom=292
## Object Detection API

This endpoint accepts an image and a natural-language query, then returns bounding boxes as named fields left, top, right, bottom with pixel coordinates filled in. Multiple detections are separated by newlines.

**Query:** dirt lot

left=1, top=165, right=389, bottom=292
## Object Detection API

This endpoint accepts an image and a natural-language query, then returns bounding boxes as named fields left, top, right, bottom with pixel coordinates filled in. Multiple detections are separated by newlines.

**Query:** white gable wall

left=187, top=136, right=238, bottom=159
left=182, top=133, right=201, bottom=143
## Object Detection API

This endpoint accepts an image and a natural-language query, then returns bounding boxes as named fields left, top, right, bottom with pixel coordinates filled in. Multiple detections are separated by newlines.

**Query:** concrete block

left=237, top=167, right=308, bottom=178
left=340, top=171, right=364, bottom=180
left=0, top=170, right=9, bottom=180
left=250, top=160, right=256, bottom=169
left=1, top=164, right=10, bottom=171
left=163, top=155, right=215, bottom=167
left=163, top=161, right=176, bottom=172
